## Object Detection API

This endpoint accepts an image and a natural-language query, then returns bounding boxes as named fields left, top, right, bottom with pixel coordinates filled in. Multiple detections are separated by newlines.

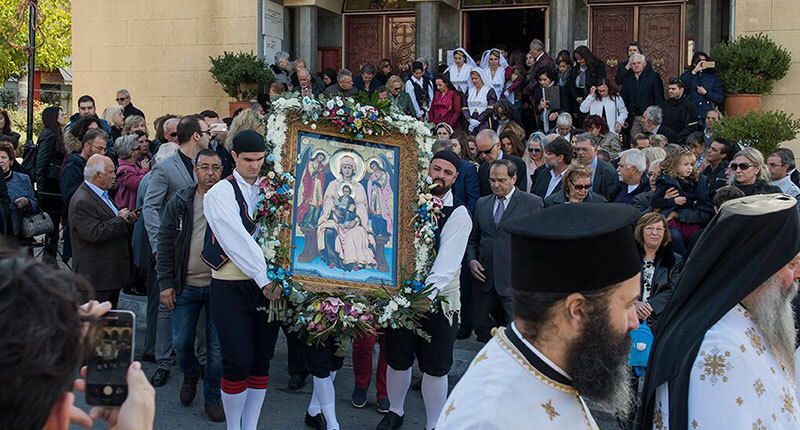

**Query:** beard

left=747, top=275, right=798, bottom=380
left=430, top=180, right=451, bottom=196
left=565, top=304, right=634, bottom=420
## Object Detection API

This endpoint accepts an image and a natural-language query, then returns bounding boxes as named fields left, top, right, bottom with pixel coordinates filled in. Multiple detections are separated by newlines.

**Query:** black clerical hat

left=231, top=130, right=266, bottom=154
left=505, top=203, right=640, bottom=293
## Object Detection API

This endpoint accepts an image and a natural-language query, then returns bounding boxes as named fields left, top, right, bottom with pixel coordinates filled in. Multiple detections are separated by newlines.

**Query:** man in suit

left=292, top=67, right=322, bottom=98
left=530, top=136, right=573, bottom=199
left=69, top=154, right=138, bottom=306
left=475, top=129, right=527, bottom=197
left=642, top=105, right=679, bottom=144
left=200, top=110, right=234, bottom=178
left=467, top=159, right=543, bottom=342
left=143, top=114, right=208, bottom=387
left=573, top=132, right=619, bottom=201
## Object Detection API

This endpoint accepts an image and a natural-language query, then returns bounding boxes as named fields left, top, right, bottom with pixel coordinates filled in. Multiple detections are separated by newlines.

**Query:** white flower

left=311, top=123, right=317, bottom=130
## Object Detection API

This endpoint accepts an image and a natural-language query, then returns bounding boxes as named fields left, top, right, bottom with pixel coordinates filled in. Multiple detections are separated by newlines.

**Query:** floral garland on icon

left=254, top=92, right=444, bottom=356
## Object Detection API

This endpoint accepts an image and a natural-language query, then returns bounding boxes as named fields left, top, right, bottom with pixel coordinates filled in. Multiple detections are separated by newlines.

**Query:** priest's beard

left=747, top=275, right=798, bottom=379
left=565, top=303, right=634, bottom=420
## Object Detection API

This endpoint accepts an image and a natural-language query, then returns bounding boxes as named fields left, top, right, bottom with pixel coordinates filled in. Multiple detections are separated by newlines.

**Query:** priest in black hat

left=640, top=193, right=800, bottom=430
left=379, top=150, right=472, bottom=430
left=437, top=203, right=643, bottom=429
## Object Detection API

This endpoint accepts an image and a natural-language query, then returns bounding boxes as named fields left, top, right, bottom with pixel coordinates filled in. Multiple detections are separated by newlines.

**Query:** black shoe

left=205, top=401, right=226, bottom=422
left=305, top=411, right=326, bottom=429
left=352, top=387, right=367, bottom=408
left=377, top=397, right=390, bottom=414
left=376, top=411, right=404, bottom=430
left=137, top=353, right=156, bottom=363
left=411, top=376, right=421, bottom=391
left=150, top=369, right=170, bottom=387
left=180, top=373, right=199, bottom=405
left=288, top=373, right=307, bottom=390
left=456, top=326, right=472, bottom=340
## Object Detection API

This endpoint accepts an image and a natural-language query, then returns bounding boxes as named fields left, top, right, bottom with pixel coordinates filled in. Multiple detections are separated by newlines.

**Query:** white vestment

left=653, top=304, right=799, bottom=429
left=436, top=324, right=599, bottom=429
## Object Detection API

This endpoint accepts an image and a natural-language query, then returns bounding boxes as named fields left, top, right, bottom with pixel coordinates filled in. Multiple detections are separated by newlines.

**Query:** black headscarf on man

left=638, top=194, right=800, bottom=430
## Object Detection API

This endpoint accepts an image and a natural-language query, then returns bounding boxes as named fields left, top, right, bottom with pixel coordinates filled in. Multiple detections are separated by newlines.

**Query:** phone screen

left=86, top=310, right=135, bottom=406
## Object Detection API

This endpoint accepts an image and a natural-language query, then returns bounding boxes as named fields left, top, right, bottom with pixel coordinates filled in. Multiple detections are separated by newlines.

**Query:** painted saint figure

left=317, top=154, right=377, bottom=271
left=367, top=157, right=394, bottom=238
left=296, top=151, right=328, bottom=227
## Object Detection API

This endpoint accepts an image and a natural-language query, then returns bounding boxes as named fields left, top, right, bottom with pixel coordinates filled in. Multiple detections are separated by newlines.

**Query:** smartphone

left=133, top=206, right=143, bottom=217
left=86, top=310, right=135, bottom=406
left=209, top=122, right=228, bottom=133
left=700, top=61, right=716, bottom=70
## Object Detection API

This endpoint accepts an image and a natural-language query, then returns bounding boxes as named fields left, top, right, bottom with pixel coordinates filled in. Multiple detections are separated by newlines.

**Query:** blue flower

left=276, top=187, right=285, bottom=195
left=370, top=115, right=377, bottom=121
left=299, top=315, right=306, bottom=324
left=277, top=267, right=285, bottom=279
left=267, top=271, right=276, bottom=281
left=356, top=134, right=364, bottom=139
left=282, top=184, right=291, bottom=192
left=267, top=154, right=275, bottom=162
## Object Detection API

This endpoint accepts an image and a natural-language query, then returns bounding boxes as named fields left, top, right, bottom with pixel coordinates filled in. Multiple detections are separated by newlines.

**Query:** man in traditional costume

left=640, top=193, right=800, bottom=429
left=437, top=203, right=643, bottom=429
left=377, top=150, right=472, bottom=430
left=201, top=130, right=282, bottom=430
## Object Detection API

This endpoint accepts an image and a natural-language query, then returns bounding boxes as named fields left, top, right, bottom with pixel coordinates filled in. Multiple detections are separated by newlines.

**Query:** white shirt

left=84, top=180, right=119, bottom=216
left=484, top=66, right=506, bottom=99
left=627, top=183, right=640, bottom=194
left=405, top=77, right=433, bottom=118
left=770, top=175, right=800, bottom=199
left=546, top=168, right=566, bottom=197
left=203, top=170, right=269, bottom=288
left=448, top=63, right=473, bottom=94
left=425, top=189, right=471, bottom=300
left=492, top=186, right=515, bottom=215
left=579, top=94, right=628, bottom=132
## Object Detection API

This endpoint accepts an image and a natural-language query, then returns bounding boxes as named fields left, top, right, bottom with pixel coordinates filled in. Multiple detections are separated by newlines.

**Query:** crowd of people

left=0, top=36, right=799, bottom=430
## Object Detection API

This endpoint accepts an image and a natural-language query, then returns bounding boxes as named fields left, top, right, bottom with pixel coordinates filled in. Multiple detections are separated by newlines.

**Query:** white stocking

left=386, top=366, right=412, bottom=416
left=421, top=373, right=448, bottom=430
left=313, top=376, right=339, bottom=430
left=221, top=391, right=246, bottom=430
left=240, top=388, right=266, bottom=430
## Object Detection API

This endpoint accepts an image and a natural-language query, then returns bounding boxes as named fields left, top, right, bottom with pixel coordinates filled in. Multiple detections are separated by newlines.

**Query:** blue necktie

left=494, top=196, right=505, bottom=226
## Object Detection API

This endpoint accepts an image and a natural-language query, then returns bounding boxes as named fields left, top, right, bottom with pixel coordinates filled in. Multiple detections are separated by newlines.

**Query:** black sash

left=505, top=326, right=573, bottom=387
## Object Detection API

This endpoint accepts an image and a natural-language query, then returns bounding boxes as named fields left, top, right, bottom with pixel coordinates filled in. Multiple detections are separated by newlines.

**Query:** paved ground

left=68, top=293, right=623, bottom=430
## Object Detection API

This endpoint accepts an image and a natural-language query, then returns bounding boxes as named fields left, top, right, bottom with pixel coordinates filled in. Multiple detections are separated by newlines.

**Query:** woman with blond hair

left=729, top=147, right=781, bottom=196
left=102, top=105, right=125, bottom=142
left=225, top=110, right=265, bottom=150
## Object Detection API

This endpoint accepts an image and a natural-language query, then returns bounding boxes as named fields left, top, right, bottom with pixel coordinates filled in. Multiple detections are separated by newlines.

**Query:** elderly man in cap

left=202, top=130, right=281, bottom=430
left=437, top=203, right=642, bottom=429
left=378, top=150, right=471, bottom=430
left=640, top=194, right=800, bottom=429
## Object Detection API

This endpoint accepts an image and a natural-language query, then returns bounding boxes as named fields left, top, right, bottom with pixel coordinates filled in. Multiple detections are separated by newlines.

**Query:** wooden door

left=638, top=5, right=682, bottom=84
left=346, top=15, right=384, bottom=72
left=591, top=6, right=634, bottom=91
left=318, top=47, right=341, bottom=73
left=387, top=16, right=416, bottom=73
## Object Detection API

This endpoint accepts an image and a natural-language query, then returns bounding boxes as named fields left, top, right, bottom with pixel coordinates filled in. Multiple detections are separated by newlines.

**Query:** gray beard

left=747, top=276, right=798, bottom=380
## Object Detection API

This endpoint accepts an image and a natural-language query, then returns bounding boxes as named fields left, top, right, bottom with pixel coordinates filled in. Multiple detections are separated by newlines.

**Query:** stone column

left=415, top=1, right=440, bottom=74
left=696, top=0, right=721, bottom=54
left=549, top=0, right=574, bottom=55
left=293, top=6, right=318, bottom=72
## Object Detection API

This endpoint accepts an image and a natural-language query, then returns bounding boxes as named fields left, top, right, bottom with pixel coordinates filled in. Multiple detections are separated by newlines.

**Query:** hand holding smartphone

left=86, top=310, right=135, bottom=406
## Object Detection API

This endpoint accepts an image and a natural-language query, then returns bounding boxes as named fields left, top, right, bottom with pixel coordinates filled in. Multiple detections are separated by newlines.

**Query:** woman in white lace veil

left=480, top=48, right=508, bottom=100
left=444, top=48, right=477, bottom=94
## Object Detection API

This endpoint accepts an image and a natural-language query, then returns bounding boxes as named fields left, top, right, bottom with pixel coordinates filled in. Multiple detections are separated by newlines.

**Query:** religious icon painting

left=286, top=126, right=415, bottom=294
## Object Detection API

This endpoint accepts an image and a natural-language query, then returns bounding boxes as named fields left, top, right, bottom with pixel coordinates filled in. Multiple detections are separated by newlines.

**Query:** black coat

left=621, top=67, right=664, bottom=117
left=0, top=170, right=10, bottom=235
left=615, top=60, right=654, bottom=85
left=477, top=154, right=527, bottom=197
left=544, top=189, right=607, bottom=207
left=530, top=165, right=562, bottom=199
left=34, top=127, right=65, bottom=190
left=736, top=179, right=782, bottom=196
left=59, top=152, right=87, bottom=261
left=704, top=160, right=730, bottom=198
left=591, top=158, right=621, bottom=201
left=123, top=103, right=145, bottom=119
left=648, top=124, right=679, bottom=144
left=652, top=174, right=714, bottom=225
left=660, top=96, right=699, bottom=144
left=638, top=245, right=683, bottom=318
left=156, top=185, right=199, bottom=297
left=532, top=84, right=570, bottom=132
left=570, top=61, right=607, bottom=101
left=211, top=141, right=235, bottom=179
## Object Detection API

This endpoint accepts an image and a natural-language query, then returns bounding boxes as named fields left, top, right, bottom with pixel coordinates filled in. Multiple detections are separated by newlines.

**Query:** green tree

left=0, top=0, right=71, bottom=81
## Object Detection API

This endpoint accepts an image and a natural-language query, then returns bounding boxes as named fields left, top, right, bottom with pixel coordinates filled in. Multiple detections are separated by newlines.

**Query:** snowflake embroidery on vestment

left=695, top=347, right=733, bottom=385
left=752, top=418, right=766, bottom=430
left=654, top=402, right=665, bottom=430
left=541, top=400, right=559, bottom=421
left=736, top=397, right=744, bottom=406
left=474, top=352, right=488, bottom=364
left=753, top=379, right=766, bottom=397
left=692, top=419, right=699, bottom=428
left=745, top=327, right=766, bottom=356
left=781, top=387, right=797, bottom=419
left=444, top=401, right=455, bottom=418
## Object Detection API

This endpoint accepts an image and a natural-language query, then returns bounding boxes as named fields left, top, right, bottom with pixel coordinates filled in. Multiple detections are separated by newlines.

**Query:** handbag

left=628, top=319, right=654, bottom=377
left=21, top=210, right=55, bottom=238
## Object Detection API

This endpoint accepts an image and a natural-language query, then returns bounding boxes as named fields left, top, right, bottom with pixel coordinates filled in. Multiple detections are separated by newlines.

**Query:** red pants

left=352, top=332, right=387, bottom=400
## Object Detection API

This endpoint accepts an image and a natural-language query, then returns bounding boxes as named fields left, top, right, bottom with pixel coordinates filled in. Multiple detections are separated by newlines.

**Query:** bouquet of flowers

left=412, top=189, right=445, bottom=277
left=374, top=279, right=440, bottom=342
left=291, top=294, right=377, bottom=357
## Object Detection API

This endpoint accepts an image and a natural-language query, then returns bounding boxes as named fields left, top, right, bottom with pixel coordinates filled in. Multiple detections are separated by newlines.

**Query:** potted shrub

left=711, top=33, right=791, bottom=117
left=712, top=110, right=800, bottom=156
left=209, top=51, right=274, bottom=116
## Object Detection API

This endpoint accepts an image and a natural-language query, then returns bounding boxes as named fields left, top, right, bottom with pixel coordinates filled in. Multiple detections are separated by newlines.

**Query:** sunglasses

left=730, top=163, right=755, bottom=171
left=115, top=97, right=129, bottom=102
left=478, top=147, right=494, bottom=155
left=571, top=183, right=592, bottom=191
left=527, top=147, right=542, bottom=153
left=168, top=132, right=178, bottom=137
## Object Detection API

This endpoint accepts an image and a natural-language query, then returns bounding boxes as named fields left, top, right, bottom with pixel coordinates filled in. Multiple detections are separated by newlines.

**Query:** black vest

left=433, top=194, right=465, bottom=252
left=201, top=176, right=258, bottom=270
left=411, top=77, right=432, bottom=107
